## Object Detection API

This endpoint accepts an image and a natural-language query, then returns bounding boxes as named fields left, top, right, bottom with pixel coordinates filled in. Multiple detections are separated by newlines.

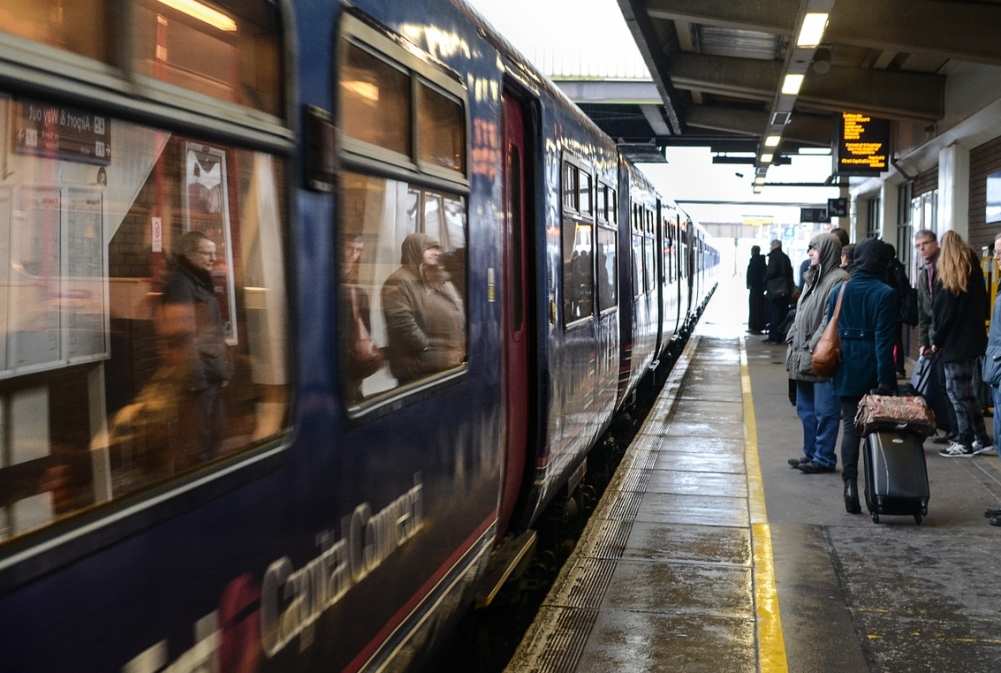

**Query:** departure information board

left=834, top=112, right=889, bottom=176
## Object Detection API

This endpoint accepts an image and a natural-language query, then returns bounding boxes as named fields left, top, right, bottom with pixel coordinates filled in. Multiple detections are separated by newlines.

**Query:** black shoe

left=788, top=457, right=810, bottom=467
left=990, top=515, right=1001, bottom=527
left=984, top=508, right=1001, bottom=518
left=797, top=460, right=836, bottom=474
left=844, top=481, right=861, bottom=514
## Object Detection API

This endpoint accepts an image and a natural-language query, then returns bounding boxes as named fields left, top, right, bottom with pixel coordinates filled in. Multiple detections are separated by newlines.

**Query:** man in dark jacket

left=762, top=239, right=794, bottom=342
left=746, top=245, right=767, bottom=334
left=382, top=233, right=466, bottom=384
left=162, top=230, right=233, bottom=465
left=914, top=229, right=960, bottom=444
left=826, top=238, right=897, bottom=514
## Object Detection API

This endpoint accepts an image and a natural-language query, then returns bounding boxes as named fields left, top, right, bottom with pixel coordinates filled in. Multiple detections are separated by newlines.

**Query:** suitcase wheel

left=871, top=512, right=880, bottom=524
left=914, top=513, right=923, bottom=524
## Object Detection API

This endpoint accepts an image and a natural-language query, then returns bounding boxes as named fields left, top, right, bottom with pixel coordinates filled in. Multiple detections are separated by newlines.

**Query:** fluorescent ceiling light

left=764, top=135, right=781, bottom=147
left=760, top=153, right=774, bottom=163
left=799, top=147, right=832, bottom=155
left=797, top=12, right=829, bottom=47
left=159, top=0, right=237, bottom=31
left=754, top=176, right=766, bottom=184
left=782, top=74, right=804, bottom=95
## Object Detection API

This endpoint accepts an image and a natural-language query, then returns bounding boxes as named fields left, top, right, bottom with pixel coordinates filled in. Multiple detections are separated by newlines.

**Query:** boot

left=844, top=480, right=861, bottom=514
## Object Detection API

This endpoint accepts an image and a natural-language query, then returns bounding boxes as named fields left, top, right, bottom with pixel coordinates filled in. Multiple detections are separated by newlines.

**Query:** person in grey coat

left=382, top=233, right=466, bottom=384
left=785, top=232, right=849, bottom=473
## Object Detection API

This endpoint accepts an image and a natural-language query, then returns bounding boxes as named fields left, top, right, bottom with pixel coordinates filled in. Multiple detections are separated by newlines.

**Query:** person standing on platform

left=982, top=234, right=1001, bottom=527
left=915, top=229, right=960, bottom=446
left=785, top=233, right=848, bottom=474
left=931, top=230, right=992, bottom=457
left=746, top=245, right=767, bottom=334
left=826, top=238, right=898, bottom=513
left=763, top=239, right=794, bottom=343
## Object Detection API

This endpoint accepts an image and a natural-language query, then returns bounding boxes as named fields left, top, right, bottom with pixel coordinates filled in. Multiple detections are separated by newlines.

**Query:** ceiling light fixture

left=764, top=135, right=781, bottom=147
left=781, top=74, right=804, bottom=95
left=760, top=153, right=774, bottom=163
left=797, top=12, right=830, bottom=48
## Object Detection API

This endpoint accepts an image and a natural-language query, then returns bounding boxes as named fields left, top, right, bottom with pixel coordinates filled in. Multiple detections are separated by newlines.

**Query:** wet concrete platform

left=505, top=273, right=1001, bottom=673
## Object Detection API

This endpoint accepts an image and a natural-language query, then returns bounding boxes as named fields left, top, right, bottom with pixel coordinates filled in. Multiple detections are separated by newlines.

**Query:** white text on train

left=260, top=473, right=424, bottom=657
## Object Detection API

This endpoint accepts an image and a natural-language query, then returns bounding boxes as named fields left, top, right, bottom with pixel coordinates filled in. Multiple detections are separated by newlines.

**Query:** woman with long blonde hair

left=932, top=230, right=991, bottom=457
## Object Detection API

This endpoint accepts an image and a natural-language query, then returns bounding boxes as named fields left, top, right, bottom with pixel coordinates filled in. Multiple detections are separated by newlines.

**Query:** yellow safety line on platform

left=740, top=337, right=788, bottom=673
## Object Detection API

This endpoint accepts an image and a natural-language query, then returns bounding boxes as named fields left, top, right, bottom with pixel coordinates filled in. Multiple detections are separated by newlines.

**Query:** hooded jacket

left=785, top=233, right=848, bottom=381
left=381, top=233, right=466, bottom=383
left=826, top=237, right=898, bottom=397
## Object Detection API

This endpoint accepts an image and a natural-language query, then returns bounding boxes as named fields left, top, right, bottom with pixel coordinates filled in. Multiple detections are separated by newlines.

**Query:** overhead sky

left=464, top=0, right=842, bottom=227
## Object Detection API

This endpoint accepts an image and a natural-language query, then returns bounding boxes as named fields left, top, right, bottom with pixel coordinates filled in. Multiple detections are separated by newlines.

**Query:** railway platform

left=505, top=274, right=1001, bottom=673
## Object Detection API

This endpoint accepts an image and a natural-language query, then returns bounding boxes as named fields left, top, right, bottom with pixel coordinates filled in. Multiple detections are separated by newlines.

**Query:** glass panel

left=0, top=95, right=290, bottom=543
left=508, top=146, right=524, bottom=331
left=340, top=42, right=411, bottom=155
left=631, top=233, right=642, bottom=298
left=418, top=83, right=464, bottom=172
left=562, top=220, right=593, bottom=323
left=134, top=0, right=283, bottom=117
left=579, top=171, right=592, bottom=216
left=339, top=173, right=467, bottom=402
left=563, top=162, right=577, bottom=211
left=596, top=184, right=607, bottom=223
left=645, top=231, right=656, bottom=292
left=597, top=226, right=617, bottom=312
left=0, top=0, right=111, bottom=63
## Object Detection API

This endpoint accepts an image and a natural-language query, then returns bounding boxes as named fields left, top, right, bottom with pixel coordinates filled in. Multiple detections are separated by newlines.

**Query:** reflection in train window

left=597, top=225, right=617, bottom=312
left=339, top=173, right=467, bottom=402
left=0, top=97, right=291, bottom=544
left=340, top=41, right=411, bottom=156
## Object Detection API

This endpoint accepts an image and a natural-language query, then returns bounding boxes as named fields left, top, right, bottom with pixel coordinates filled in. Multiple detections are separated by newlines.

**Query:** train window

left=418, top=82, right=465, bottom=173
left=631, top=206, right=642, bottom=299
left=0, top=95, right=291, bottom=544
left=596, top=184, right=607, bottom=223
left=133, top=0, right=283, bottom=116
left=562, top=162, right=578, bottom=212
left=335, top=16, right=469, bottom=407
left=562, top=221, right=594, bottom=324
left=339, top=173, right=467, bottom=403
left=596, top=225, right=617, bottom=312
left=0, top=0, right=111, bottom=63
left=341, top=42, right=412, bottom=156
left=579, top=171, right=592, bottom=217
left=648, top=211, right=656, bottom=292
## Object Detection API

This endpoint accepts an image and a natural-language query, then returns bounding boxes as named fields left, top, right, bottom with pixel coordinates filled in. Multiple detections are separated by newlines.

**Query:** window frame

left=560, top=153, right=596, bottom=329
left=0, top=0, right=296, bottom=589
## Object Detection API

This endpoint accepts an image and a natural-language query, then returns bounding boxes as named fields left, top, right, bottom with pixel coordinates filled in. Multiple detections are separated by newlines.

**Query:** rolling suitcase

left=909, top=354, right=950, bottom=434
left=862, top=429, right=930, bottom=524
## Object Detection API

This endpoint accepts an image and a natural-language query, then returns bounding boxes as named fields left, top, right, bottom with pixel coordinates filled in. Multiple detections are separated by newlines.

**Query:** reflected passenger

left=382, top=233, right=465, bottom=384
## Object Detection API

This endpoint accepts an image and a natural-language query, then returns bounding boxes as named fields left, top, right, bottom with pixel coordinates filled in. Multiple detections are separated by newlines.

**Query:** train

left=0, top=1, right=718, bottom=671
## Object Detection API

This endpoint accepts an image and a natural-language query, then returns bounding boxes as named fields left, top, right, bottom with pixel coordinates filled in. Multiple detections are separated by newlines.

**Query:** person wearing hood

left=931, top=230, right=992, bottom=458
left=382, top=232, right=466, bottom=384
left=824, top=237, right=897, bottom=513
left=785, top=233, right=849, bottom=474
left=763, top=239, right=795, bottom=342
left=162, top=230, right=233, bottom=465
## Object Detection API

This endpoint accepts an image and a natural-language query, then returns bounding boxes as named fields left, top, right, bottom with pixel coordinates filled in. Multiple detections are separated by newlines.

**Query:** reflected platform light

left=159, top=0, right=237, bottom=31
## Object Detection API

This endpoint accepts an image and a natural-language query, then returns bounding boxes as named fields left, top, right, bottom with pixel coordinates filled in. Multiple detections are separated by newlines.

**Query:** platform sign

left=828, top=197, right=848, bottom=217
left=12, top=97, right=111, bottom=166
left=834, top=112, right=889, bottom=175
left=800, top=207, right=829, bottom=223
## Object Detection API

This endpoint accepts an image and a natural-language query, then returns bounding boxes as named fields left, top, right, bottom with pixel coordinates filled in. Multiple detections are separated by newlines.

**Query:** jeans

left=943, top=357, right=989, bottom=447
left=796, top=379, right=840, bottom=468
left=993, top=385, right=1001, bottom=458
left=839, top=396, right=863, bottom=482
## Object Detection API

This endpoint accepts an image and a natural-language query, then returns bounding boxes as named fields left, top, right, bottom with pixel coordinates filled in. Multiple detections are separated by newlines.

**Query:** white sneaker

left=972, top=440, right=994, bottom=456
left=939, top=442, right=974, bottom=458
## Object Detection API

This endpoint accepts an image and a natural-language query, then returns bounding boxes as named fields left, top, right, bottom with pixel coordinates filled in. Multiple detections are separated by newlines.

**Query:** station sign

left=834, top=112, right=889, bottom=176
left=800, top=207, right=830, bottom=223
left=12, top=97, right=111, bottom=166
left=828, top=197, right=848, bottom=217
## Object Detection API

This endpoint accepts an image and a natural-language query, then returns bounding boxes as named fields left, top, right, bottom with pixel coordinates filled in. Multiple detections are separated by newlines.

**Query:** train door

left=498, top=92, right=533, bottom=536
